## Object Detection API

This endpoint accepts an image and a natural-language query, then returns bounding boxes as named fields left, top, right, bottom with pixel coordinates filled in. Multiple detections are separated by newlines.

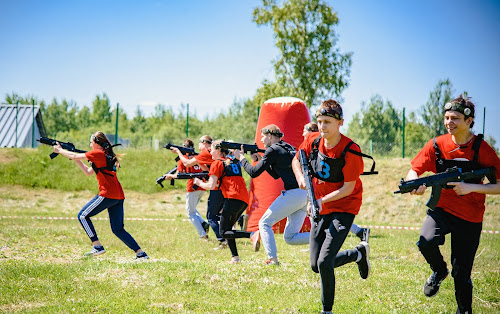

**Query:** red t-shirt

left=297, top=132, right=364, bottom=215
left=411, top=133, right=500, bottom=222
left=209, top=158, right=249, bottom=205
left=195, top=149, right=214, bottom=167
left=178, top=158, right=205, bottom=193
left=85, top=149, right=125, bottom=200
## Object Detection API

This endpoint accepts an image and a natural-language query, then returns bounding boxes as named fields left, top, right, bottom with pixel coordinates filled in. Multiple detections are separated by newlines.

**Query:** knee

left=111, top=226, right=124, bottom=235
left=283, top=233, right=294, bottom=244
left=416, top=236, right=434, bottom=252
left=318, top=258, right=332, bottom=273
left=77, top=210, right=86, bottom=220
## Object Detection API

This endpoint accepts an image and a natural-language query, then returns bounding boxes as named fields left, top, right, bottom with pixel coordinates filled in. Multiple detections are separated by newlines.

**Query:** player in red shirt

left=292, top=100, right=370, bottom=313
left=404, top=95, right=500, bottom=313
left=193, top=140, right=251, bottom=264
left=162, top=139, right=210, bottom=240
left=302, top=122, right=370, bottom=243
left=170, top=135, right=226, bottom=249
left=52, top=131, right=148, bottom=259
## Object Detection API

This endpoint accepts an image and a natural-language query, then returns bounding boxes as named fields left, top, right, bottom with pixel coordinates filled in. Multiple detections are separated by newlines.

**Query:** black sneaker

left=202, top=221, right=210, bottom=234
left=136, top=251, right=149, bottom=260
left=355, top=241, right=370, bottom=279
left=356, top=228, right=370, bottom=242
left=84, top=245, right=106, bottom=257
left=423, top=269, right=449, bottom=297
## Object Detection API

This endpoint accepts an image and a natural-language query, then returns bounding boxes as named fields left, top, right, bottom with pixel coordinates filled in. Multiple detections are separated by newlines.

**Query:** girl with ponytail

left=52, top=131, right=148, bottom=259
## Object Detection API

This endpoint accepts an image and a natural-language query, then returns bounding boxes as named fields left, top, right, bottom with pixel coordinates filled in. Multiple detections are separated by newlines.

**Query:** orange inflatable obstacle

left=246, top=97, right=312, bottom=233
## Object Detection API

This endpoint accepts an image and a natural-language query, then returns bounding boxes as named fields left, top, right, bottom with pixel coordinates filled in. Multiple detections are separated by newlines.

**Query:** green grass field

left=0, top=148, right=499, bottom=313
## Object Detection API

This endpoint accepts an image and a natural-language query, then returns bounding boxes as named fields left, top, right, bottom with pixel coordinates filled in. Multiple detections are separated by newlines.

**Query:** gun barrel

left=163, top=143, right=196, bottom=155
left=219, top=141, right=265, bottom=153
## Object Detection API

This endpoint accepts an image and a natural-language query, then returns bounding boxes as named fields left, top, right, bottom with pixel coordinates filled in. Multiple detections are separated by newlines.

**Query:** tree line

left=3, top=0, right=495, bottom=153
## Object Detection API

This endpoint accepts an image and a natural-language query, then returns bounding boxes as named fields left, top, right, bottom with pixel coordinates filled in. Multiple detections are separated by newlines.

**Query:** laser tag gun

left=299, top=149, right=320, bottom=223
left=219, top=141, right=266, bottom=154
left=394, top=166, right=497, bottom=209
left=37, top=137, right=87, bottom=159
left=155, top=166, right=178, bottom=188
left=172, top=172, right=210, bottom=190
left=163, top=143, right=198, bottom=156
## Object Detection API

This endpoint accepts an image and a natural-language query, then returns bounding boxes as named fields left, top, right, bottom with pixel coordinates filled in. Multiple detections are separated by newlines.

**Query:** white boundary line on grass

left=1, top=216, right=499, bottom=234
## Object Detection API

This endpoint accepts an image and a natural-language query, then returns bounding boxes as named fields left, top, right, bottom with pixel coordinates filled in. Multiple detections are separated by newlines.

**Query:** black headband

left=316, top=107, right=343, bottom=120
left=261, top=128, right=284, bottom=138
left=444, top=101, right=474, bottom=118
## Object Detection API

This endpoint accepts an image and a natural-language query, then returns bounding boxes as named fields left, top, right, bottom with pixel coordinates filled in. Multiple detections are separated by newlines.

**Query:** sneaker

left=84, top=245, right=106, bottom=257
left=266, top=259, right=280, bottom=266
left=355, top=241, right=370, bottom=279
left=250, top=231, right=260, bottom=252
left=356, top=228, right=370, bottom=242
left=213, top=241, right=228, bottom=250
left=241, top=214, right=249, bottom=231
left=423, top=269, right=449, bottom=297
left=202, top=221, right=210, bottom=234
left=229, top=257, right=240, bottom=264
left=136, top=251, right=149, bottom=260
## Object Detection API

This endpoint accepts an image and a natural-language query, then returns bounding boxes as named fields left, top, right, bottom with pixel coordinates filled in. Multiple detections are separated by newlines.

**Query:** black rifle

left=163, top=143, right=198, bottom=156
left=394, top=166, right=497, bottom=209
left=155, top=166, right=178, bottom=188
left=173, top=172, right=209, bottom=190
left=219, top=141, right=265, bottom=154
left=299, top=149, right=320, bottom=223
left=37, top=137, right=87, bottom=159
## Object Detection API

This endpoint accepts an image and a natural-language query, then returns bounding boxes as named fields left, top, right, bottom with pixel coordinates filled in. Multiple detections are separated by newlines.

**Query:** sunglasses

left=315, top=107, right=343, bottom=120
left=199, top=139, right=212, bottom=144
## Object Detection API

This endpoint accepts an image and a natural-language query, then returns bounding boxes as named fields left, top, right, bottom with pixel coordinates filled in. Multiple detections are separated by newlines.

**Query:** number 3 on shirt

left=318, top=160, right=330, bottom=179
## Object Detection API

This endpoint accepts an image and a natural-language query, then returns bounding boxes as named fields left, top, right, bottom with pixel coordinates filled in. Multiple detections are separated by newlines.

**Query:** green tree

left=76, top=106, right=92, bottom=128
left=91, top=93, right=112, bottom=124
left=346, top=95, right=402, bottom=154
left=43, top=98, right=78, bottom=136
left=253, top=0, right=352, bottom=107
left=421, top=79, right=454, bottom=137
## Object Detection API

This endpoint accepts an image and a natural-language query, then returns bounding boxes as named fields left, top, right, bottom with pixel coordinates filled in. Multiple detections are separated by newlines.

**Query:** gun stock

left=155, top=166, right=178, bottom=188
left=299, top=149, right=320, bottom=223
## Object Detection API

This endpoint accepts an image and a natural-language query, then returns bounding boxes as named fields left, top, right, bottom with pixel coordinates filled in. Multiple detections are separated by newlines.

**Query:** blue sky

left=1, top=0, right=499, bottom=146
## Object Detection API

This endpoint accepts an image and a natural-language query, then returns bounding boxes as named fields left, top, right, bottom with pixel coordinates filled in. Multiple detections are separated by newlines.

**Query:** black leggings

left=219, top=198, right=251, bottom=257
left=417, top=208, right=482, bottom=313
left=310, top=211, right=358, bottom=312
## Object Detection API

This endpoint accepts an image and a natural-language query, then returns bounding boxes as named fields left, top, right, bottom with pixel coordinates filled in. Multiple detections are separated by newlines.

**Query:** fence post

left=16, top=101, right=19, bottom=148
left=402, top=107, right=406, bottom=158
left=482, top=107, right=486, bottom=135
left=370, top=140, right=373, bottom=156
left=186, top=103, right=189, bottom=138
left=115, top=103, right=119, bottom=145
left=32, top=99, right=35, bottom=148
left=257, top=106, right=260, bottom=120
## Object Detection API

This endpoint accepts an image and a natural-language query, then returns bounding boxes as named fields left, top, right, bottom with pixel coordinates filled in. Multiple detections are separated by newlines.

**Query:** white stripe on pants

left=79, top=196, right=104, bottom=238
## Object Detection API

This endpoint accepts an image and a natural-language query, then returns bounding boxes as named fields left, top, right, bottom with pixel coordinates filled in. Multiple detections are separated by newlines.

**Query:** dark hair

left=316, top=99, right=343, bottom=120
left=92, top=131, right=120, bottom=169
left=446, top=94, right=475, bottom=128
left=183, top=138, right=194, bottom=148
left=261, top=124, right=284, bottom=138
left=304, top=122, right=318, bottom=132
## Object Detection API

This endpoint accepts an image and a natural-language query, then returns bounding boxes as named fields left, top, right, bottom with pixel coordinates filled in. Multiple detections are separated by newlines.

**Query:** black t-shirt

left=240, top=140, right=299, bottom=190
